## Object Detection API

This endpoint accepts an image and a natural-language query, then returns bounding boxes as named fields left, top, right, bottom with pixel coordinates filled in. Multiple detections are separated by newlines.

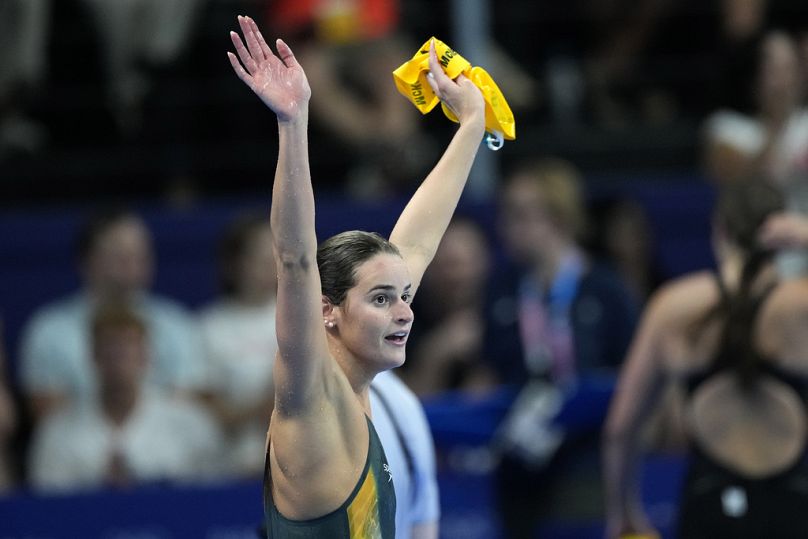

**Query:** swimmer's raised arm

left=228, top=16, right=327, bottom=414
left=390, top=41, right=486, bottom=297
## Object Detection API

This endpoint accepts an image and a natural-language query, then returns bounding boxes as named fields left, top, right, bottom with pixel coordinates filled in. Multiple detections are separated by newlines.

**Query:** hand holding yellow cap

left=392, top=37, right=516, bottom=150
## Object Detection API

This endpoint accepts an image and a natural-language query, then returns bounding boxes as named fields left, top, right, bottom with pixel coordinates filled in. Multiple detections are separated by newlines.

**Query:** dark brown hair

left=705, top=178, right=784, bottom=385
left=317, top=230, right=401, bottom=305
left=501, top=158, right=588, bottom=241
left=75, top=208, right=143, bottom=261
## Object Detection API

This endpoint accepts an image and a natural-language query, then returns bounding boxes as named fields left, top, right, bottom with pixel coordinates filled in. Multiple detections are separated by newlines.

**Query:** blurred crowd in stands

left=4, top=0, right=808, bottom=537
left=2, top=0, right=808, bottom=203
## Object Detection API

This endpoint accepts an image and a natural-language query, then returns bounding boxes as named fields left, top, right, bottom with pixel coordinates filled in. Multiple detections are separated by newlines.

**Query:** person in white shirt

left=370, top=370, right=440, bottom=539
left=703, top=30, right=808, bottom=278
left=18, top=208, right=204, bottom=423
left=198, top=212, right=277, bottom=478
left=27, top=303, right=222, bottom=492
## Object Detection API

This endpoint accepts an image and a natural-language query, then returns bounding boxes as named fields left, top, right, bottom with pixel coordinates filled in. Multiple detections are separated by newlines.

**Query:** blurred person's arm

left=171, top=399, right=228, bottom=482
left=407, top=392, right=440, bottom=539
left=404, top=310, right=485, bottom=396
left=0, top=320, right=17, bottom=490
left=27, top=414, right=94, bottom=492
left=0, top=320, right=16, bottom=440
left=380, top=372, right=441, bottom=539
left=602, top=287, right=671, bottom=539
left=200, top=389, right=274, bottom=432
left=25, top=394, right=65, bottom=424
left=297, top=43, right=383, bottom=144
left=611, top=279, right=643, bottom=367
left=759, top=211, right=808, bottom=250
left=298, top=38, right=417, bottom=146
left=17, top=311, right=71, bottom=422
left=0, top=381, right=13, bottom=444
left=586, top=0, right=672, bottom=92
left=152, top=303, right=209, bottom=398
left=486, top=40, right=541, bottom=111
left=196, top=315, right=275, bottom=431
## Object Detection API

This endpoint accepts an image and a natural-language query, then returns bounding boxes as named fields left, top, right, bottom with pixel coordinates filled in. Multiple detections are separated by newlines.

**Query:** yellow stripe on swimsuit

left=347, top=466, right=382, bottom=538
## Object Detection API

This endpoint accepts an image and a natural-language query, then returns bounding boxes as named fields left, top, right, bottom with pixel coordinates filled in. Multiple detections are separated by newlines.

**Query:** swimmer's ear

left=322, top=296, right=338, bottom=330
left=322, top=296, right=333, bottom=316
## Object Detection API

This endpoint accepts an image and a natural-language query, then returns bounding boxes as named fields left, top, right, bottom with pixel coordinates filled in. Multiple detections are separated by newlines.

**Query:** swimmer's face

left=331, top=253, right=413, bottom=371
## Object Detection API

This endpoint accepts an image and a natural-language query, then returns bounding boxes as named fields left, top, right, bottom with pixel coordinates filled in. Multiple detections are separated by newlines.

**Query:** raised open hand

left=425, top=40, right=485, bottom=128
left=228, top=16, right=311, bottom=122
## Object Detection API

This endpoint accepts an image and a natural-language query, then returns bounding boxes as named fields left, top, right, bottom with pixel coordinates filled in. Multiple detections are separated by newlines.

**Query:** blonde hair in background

left=508, top=157, right=588, bottom=241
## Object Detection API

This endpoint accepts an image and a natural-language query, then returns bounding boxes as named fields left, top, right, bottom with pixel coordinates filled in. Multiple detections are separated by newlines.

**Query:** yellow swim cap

left=392, top=37, right=516, bottom=148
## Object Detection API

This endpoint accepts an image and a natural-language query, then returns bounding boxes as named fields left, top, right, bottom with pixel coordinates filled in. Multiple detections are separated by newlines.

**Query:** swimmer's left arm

left=390, top=41, right=485, bottom=296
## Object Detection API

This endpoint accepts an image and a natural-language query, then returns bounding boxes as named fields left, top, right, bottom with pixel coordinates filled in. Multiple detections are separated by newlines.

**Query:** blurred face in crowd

left=236, top=223, right=277, bottom=303
left=424, top=220, right=490, bottom=310
left=499, top=174, right=559, bottom=268
left=758, top=31, right=803, bottom=116
left=604, top=201, right=652, bottom=266
left=721, top=0, right=765, bottom=40
left=84, top=217, right=154, bottom=298
left=93, top=325, right=148, bottom=394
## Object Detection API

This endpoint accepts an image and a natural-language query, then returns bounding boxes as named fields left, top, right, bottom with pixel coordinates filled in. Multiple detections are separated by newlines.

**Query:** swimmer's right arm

left=228, top=16, right=329, bottom=414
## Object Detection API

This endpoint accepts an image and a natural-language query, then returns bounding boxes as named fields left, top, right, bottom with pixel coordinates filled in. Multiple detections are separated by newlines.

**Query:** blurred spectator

left=500, top=0, right=719, bottom=128
left=588, top=196, right=663, bottom=305
left=371, top=370, right=440, bottom=539
left=703, top=30, right=808, bottom=186
left=0, top=320, right=18, bottom=493
left=707, top=0, right=769, bottom=115
left=266, top=0, right=436, bottom=197
left=540, top=0, right=801, bottom=129
left=583, top=0, right=680, bottom=127
left=703, top=29, right=808, bottom=277
left=483, top=158, right=639, bottom=537
left=401, top=216, right=495, bottom=397
left=197, top=212, right=276, bottom=479
left=0, top=0, right=50, bottom=160
left=78, top=0, right=205, bottom=137
left=27, top=303, right=222, bottom=493
left=603, top=179, right=808, bottom=539
left=17, top=208, right=204, bottom=423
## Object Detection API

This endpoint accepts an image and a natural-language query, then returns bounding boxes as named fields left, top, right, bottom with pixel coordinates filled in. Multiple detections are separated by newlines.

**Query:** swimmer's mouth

left=385, top=331, right=409, bottom=345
